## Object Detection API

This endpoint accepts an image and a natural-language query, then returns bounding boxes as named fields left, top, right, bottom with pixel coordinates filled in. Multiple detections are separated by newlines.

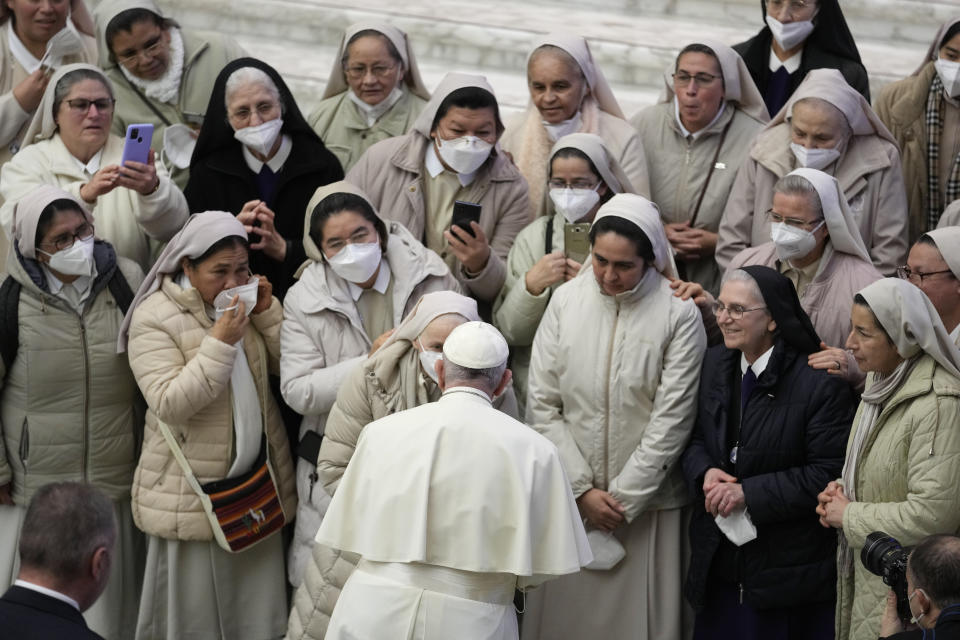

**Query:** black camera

left=861, top=532, right=912, bottom=623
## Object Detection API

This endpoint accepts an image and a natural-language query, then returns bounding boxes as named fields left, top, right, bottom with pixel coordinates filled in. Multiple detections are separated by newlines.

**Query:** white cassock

left=317, top=386, right=592, bottom=640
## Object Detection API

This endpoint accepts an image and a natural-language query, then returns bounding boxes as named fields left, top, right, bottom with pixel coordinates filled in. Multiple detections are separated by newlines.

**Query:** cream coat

left=527, top=267, right=706, bottom=520
left=0, top=246, right=143, bottom=502
left=126, top=276, right=297, bottom=541
left=280, top=221, right=460, bottom=586
left=0, top=133, right=189, bottom=272
left=835, top=355, right=960, bottom=640
left=309, top=90, right=427, bottom=173
left=346, top=133, right=529, bottom=303
left=632, top=103, right=766, bottom=294
left=716, top=124, right=909, bottom=276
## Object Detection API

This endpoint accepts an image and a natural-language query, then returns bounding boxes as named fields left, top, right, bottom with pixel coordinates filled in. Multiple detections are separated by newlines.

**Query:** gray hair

left=19, top=482, right=116, bottom=582
left=528, top=45, right=585, bottom=82
left=773, top=174, right=823, bottom=219
left=443, top=361, right=507, bottom=394
left=722, top=268, right=765, bottom=308
left=791, top=97, right=852, bottom=137
left=53, top=69, right=114, bottom=117
left=224, top=66, right=283, bottom=113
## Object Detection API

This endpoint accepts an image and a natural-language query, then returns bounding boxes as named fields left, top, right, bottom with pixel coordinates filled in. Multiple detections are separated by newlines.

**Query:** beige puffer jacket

left=527, top=267, right=706, bottom=522
left=127, top=275, right=296, bottom=540
left=0, top=243, right=143, bottom=503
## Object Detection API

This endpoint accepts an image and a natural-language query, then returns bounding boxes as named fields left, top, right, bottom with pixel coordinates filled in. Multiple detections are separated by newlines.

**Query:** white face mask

left=435, top=135, right=493, bottom=175
left=163, top=123, right=198, bottom=170
left=40, top=20, right=85, bottom=69
left=935, top=58, right=960, bottom=98
left=325, top=242, right=382, bottom=283
left=416, top=338, right=443, bottom=384
left=765, top=15, right=815, bottom=51
left=550, top=185, right=601, bottom=224
left=234, top=118, right=283, bottom=157
left=790, top=142, right=842, bottom=170
left=213, top=277, right=259, bottom=319
left=770, top=220, right=824, bottom=261
left=39, top=235, right=95, bottom=277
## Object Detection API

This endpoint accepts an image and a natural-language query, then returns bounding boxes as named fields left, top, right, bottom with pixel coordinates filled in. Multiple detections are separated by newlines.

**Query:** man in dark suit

left=0, top=482, right=116, bottom=640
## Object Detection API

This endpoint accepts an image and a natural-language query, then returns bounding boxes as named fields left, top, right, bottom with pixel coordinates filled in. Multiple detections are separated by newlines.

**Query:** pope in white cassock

left=317, top=321, right=592, bottom=639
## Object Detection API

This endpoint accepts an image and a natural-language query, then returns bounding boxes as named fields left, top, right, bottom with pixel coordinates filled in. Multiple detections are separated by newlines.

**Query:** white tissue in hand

left=715, top=507, right=758, bottom=547
left=583, top=529, right=626, bottom=570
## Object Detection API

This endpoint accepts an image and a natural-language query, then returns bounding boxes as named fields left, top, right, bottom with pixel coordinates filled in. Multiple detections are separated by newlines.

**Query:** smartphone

left=564, top=222, right=592, bottom=264
left=451, top=200, right=482, bottom=238
left=121, top=123, right=154, bottom=166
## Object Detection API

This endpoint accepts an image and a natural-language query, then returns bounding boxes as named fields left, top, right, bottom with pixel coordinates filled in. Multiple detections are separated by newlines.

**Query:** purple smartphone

left=121, top=123, right=154, bottom=166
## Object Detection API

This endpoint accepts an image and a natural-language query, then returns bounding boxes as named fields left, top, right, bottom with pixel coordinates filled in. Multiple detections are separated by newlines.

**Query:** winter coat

left=345, top=132, right=529, bottom=304
left=0, top=241, right=144, bottom=503
left=126, top=275, right=297, bottom=541
left=682, top=339, right=855, bottom=611
left=836, top=355, right=960, bottom=640
left=716, top=123, right=908, bottom=276
left=527, top=267, right=706, bottom=521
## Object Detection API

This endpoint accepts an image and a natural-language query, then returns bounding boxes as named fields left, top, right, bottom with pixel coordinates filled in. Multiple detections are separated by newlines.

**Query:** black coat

left=681, top=339, right=856, bottom=611
left=0, top=585, right=104, bottom=640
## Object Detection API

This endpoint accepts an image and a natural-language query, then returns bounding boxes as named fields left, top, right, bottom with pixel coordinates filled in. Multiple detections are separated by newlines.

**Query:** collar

left=674, top=97, right=726, bottom=140
left=741, top=345, right=775, bottom=377
left=71, top=149, right=103, bottom=176
left=424, top=140, right=477, bottom=187
left=242, top=133, right=292, bottom=174
left=14, top=579, right=80, bottom=611
left=347, top=256, right=391, bottom=301
left=42, top=262, right=97, bottom=296
left=348, top=85, right=405, bottom=127
left=440, top=385, right=493, bottom=405
left=768, top=47, right=802, bottom=74
left=119, top=27, right=185, bottom=104
left=7, top=22, right=42, bottom=73
left=542, top=111, right=582, bottom=142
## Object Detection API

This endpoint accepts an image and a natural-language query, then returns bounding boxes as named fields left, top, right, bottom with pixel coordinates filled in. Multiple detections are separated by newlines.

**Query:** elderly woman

left=122, top=210, right=297, bottom=640
left=682, top=265, right=855, bottom=639
left=286, top=290, right=521, bottom=639
left=875, top=18, right=960, bottom=241
left=501, top=33, right=649, bottom=217
left=632, top=39, right=769, bottom=294
left=1, top=0, right=97, bottom=166
left=93, top=0, right=246, bottom=188
left=347, top=72, right=528, bottom=305
left=817, top=278, right=960, bottom=640
left=0, top=63, right=188, bottom=273
left=0, top=185, right=144, bottom=639
left=308, top=22, right=430, bottom=172
left=717, top=68, right=908, bottom=277
left=493, top=132, right=633, bottom=415
left=523, top=194, right=707, bottom=639
left=900, top=227, right=960, bottom=345
left=280, top=181, right=459, bottom=587
left=734, top=0, right=869, bottom=117
left=184, top=58, right=344, bottom=301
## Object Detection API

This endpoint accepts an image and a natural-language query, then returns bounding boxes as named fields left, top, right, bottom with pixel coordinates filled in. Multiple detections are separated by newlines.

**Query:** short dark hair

left=589, top=215, right=655, bottom=263
left=309, top=192, right=388, bottom=254
left=430, top=86, right=504, bottom=136
left=940, top=23, right=960, bottom=51
left=852, top=293, right=895, bottom=346
left=19, top=482, right=115, bottom=582
left=185, top=235, right=249, bottom=269
left=35, top=199, right=87, bottom=249
left=917, top=233, right=939, bottom=249
left=341, top=29, right=403, bottom=69
left=105, top=8, right=178, bottom=61
left=675, top=43, right=725, bottom=92
left=909, top=534, right=960, bottom=609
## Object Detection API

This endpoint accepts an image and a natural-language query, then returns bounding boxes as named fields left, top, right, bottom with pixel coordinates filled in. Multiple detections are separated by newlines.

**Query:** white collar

left=14, top=579, right=80, bottom=611
left=440, top=385, right=493, bottom=404
left=242, top=133, right=292, bottom=174
left=673, top=97, right=726, bottom=140
left=542, top=111, right=582, bottom=142
left=348, top=85, right=404, bottom=127
left=7, top=22, right=42, bottom=73
left=42, top=262, right=97, bottom=297
left=71, top=149, right=103, bottom=176
left=347, top=255, right=391, bottom=301
left=119, top=27, right=185, bottom=105
left=424, top=141, right=476, bottom=187
left=769, top=47, right=803, bottom=74
left=740, top=345, right=775, bottom=377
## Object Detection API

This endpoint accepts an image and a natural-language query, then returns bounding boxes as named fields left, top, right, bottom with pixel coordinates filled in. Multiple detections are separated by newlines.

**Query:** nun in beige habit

left=907, top=225, right=960, bottom=345
left=308, top=22, right=430, bottom=172
left=500, top=33, right=650, bottom=218
left=631, top=38, right=769, bottom=295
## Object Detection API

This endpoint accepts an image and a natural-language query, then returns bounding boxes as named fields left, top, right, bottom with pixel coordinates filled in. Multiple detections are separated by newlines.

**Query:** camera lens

left=132, top=128, right=139, bottom=138
left=862, top=532, right=900, bottom=577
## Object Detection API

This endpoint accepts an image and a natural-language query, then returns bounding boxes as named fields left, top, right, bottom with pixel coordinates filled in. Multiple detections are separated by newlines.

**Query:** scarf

left=119, top=28, right=185, bottom=105
left=925, top=73, right=960, bottom=231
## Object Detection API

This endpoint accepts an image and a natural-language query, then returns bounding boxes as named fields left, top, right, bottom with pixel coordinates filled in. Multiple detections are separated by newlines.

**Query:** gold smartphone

left=563, top=223, right=592, bottom=264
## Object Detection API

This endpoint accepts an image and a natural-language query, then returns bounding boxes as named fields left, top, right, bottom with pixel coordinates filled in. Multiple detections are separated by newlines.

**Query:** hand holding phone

left=563, top=223, right=592, bottom=264
left=121, top=123, right=154, bottom=166
left=451, top=200, right=482, bottom=238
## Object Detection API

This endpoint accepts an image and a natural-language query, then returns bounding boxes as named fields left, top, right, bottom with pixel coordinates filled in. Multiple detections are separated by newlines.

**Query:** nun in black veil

left=682, top=265, right=856, bottom=640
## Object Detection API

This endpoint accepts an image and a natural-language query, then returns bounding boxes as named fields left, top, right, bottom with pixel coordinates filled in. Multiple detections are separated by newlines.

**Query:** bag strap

left=107, top=267, right=135, bottom=315
left=544, top=216, right=554, bottom=255
left=0, top=276, right=22, bottom=372
left=121, top=73, right=173, bottom=127
left=688, top=115, right=735, bottom=228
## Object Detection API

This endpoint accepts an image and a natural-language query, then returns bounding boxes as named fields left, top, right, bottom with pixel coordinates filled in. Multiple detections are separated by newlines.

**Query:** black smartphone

left=451, top=200, right=482, bottom=237
left=297, top=431, right=324, bottom=465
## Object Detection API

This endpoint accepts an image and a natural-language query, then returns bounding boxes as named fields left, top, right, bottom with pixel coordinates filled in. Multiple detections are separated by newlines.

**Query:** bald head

left=909, top=534, right=960, bottom=609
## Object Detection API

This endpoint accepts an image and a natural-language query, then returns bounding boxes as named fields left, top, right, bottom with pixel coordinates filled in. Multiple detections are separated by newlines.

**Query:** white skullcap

left=442, top=321, right=509, bottom=369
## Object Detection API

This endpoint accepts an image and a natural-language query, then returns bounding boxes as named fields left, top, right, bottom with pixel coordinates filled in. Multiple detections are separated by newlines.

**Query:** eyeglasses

left=343, top=63, right=398, bottom=80
left=38, top=222, right=94, bottom=252
left=711, top=302, right=767, bottom=320
left=766, top=0, right=815, bottom=17
left=116, top=36, right=165, bottom=66
left=548, top=179, right=599, bottom=190
left=673, top=72, right=722, bottom=87
left=765, top=209, right=823, bottom=229
left=896, top=265, right=956, bottom=285
left=64, top=98, right=115, bottom=114
left=228, top=102, right=280, bottom=124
